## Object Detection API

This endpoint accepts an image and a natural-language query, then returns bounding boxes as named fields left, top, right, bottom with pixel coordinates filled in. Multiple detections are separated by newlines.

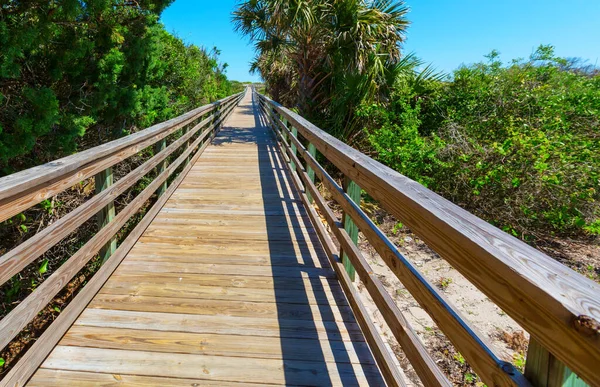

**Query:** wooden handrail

left=257, top=92, right=600, bottom=386
left=0, top=90, right=243, bottom=384
left=0, top=93, right=240, bottom=223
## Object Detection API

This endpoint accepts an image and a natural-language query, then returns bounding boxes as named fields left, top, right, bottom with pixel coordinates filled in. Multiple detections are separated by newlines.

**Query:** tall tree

left=233, top=0, right=409, bottom=136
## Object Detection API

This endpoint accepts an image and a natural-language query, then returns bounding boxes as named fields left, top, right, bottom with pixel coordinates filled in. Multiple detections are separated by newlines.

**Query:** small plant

left=38, top=259, right=49, bottom=275
left=392, top=222, right=403, bottom=235
left=438, top=276, right=453, bottom=290
left=513, top=352, right=526, bottom=372
left=4, top=277, right=22, bottom=304
left=0, top=357, right=5, bottom=367
left=464, top=372, right=476, bottom=383
left=453, top=352, right=466, bottom=365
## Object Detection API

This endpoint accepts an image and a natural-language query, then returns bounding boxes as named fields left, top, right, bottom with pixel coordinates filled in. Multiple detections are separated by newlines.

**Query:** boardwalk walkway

left=27, top=91, right=385, bottom=386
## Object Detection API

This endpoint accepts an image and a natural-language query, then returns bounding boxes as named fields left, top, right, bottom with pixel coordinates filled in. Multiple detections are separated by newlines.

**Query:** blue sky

left=161, top=0, right=600, bottom=82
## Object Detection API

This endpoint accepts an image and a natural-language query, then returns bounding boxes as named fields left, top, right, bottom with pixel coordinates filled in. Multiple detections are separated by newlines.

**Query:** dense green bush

left=0, top=0, right=234, bottom=175
left=364, top=46, right=599, bottom=239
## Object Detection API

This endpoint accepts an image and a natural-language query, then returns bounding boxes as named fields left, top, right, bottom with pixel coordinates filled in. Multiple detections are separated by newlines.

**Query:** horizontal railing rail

left=0, top=90, right=244, bottom=386
left=256, top=91, right=600, bottom=387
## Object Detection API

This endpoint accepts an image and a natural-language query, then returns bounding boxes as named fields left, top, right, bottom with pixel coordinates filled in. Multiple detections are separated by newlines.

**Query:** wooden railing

left=0, top=91, right=243, bottom=386
left=256, top=91, right=600, bottom=387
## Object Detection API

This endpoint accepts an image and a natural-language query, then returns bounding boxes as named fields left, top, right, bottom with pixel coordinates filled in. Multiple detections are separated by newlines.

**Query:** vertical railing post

left=282, top=118, right=297, bottom=172
left=183, top=125, right=191, bottom=166
left=306, top=143, right=317, bottom=203
left=525, top=337, right=588, bottom=387
left=95, top=167, right=116, bottom=264
left=340, top=177, right=360, bottom=280
left=154, top=138, right=167, bottom=197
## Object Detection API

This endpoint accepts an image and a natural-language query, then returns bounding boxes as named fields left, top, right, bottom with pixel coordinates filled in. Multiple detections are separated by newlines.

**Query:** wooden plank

left=28, top=369, right=268, bottom=387
left=99, top=280, right=347, bottom=306
left=341, top=177, right=360, bottom=280
left=105, top=272, right=340, bottom=291
left=74, top=308, right=366, bottom=342
left=115, top=261, right=335, bottom=278
left=125, top=251, right=327, bottom=268
left=306, top=142, right=317, bottom=203
left=87, top=293, right=356, bottom=322
left=153, top=138, right=167, bottom=196
left=130, top=240, right=323, bottom=258
left=59, top=325, right=373, bottom=364
left=525, top=337, right=588, bottom=387
left=40, top=346, right=384, bottom=386
left=261, top=94, right=600, bottom=385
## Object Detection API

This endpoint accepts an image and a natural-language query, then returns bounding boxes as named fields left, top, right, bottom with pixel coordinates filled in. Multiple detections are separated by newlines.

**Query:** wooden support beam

left=95, top=167, right=116, bottom=264
left=306, top=142, right=317, bottom=203
left=290, top=124, right=298, bottom=172
left=340, top=177, right=360, bottom=280
left=183, top=126, right=190, bottom=166
left=525, top=338, right=588, bottom=387
left=154, top=139, right=167, bottom=197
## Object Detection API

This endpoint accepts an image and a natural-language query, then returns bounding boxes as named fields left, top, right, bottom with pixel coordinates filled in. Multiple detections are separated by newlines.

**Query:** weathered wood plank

left=99, top=280, right=347, bottom=306
left=60, top=325, right=372, bottom=364
left=40, top=346, right=384, bottom=386
left=87, top=293, right=356, bottom=322
left=74, top=308, right=366, bottom=342
left=28, top=369, right=268, bottom=387
left=105, top=272, right=340, bottom=291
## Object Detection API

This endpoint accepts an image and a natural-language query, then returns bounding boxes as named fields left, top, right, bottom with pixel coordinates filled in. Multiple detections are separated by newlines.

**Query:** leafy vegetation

left=0, top=0, right=235, bottom=175
left=363, top=46, right=599, bottom=239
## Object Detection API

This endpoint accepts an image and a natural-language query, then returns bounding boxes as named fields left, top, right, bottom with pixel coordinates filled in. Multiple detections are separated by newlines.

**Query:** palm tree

left=233, top=0, right=410, bottom=129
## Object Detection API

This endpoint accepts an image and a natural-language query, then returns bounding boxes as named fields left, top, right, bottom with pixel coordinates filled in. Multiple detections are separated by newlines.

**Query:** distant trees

left=0, top=0, right=234, bottom=174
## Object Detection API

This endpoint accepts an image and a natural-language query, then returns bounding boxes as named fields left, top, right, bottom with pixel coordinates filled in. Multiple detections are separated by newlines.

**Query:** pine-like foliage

left=0, top=0, right=235, bottom=174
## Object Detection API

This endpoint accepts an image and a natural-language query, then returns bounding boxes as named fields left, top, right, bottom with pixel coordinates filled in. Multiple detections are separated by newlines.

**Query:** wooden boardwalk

left=27, top=92, right=385, bottom=386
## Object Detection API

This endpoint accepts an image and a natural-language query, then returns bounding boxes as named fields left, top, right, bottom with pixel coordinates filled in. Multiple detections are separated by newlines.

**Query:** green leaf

left=38, top=259, right=49, bottom=275
left=0, top=358, right=5, bottom=367
left=20, top=224, right=28, bottom=233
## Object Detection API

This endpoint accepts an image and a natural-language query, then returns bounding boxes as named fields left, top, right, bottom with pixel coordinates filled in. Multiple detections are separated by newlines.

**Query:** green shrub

left=366, top=46, right=599, bottom=239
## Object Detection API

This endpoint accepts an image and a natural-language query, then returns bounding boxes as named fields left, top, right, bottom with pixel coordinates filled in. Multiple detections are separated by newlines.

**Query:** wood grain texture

left=41, top=346, right=384, bottom=386
left=23, top=89, right=383, bottom=387
left=260, top=93, right=600, bottom=386
left=28, top=369, right=271, bottom=387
